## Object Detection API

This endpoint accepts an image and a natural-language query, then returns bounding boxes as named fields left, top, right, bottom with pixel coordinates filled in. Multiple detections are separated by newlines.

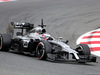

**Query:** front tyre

left=76, top=44, right=90, bottom=55
left=36, top=41, right=52, bottom=60
left=76, top=44, right=91, bottom=63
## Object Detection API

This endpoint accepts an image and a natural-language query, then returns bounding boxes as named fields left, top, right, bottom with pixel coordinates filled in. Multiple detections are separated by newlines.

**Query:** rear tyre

left=36, top=41, right=52, bottom=60
left=0, top=34, right=11, bottom=51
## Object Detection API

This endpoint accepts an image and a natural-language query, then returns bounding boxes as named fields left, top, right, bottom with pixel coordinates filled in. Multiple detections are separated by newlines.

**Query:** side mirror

left=57, top=37, right=63, bottom=41
left=59, top=37, right=63, bottom=40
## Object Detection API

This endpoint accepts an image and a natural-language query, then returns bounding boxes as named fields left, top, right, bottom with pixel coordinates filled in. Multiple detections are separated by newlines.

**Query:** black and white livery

left=0, top=19, right=96, bottom=63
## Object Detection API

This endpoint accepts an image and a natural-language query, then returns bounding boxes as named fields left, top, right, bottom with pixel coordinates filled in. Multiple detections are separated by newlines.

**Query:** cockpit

left=29, top=27, right=54, bottom=40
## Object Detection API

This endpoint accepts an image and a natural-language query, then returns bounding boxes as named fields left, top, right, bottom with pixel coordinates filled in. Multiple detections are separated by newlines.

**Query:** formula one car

left=0, top=19, right=96, bottom=63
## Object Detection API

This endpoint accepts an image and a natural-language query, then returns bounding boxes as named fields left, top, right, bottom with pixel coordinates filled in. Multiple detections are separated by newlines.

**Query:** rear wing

left=10, top=22, right=34, bottom=29
left=6, top=22, right=34, bottom=37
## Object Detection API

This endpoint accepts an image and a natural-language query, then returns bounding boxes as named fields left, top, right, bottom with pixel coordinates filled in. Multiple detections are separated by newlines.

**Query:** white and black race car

left=0, top=19, right=96, bottom=63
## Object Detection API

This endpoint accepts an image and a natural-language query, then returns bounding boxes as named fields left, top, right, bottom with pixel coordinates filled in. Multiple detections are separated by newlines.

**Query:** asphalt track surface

left=0, top=0, right=100, bottom=75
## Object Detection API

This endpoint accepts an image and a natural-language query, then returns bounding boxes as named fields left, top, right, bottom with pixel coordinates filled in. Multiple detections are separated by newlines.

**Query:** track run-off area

left=0, top=0, right=100, bottom=75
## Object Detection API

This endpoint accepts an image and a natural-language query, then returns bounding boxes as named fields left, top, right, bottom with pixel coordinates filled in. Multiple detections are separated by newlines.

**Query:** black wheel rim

left=76, top=44, right=90, bottom=55
left=37, top=43, right=45, bottom=59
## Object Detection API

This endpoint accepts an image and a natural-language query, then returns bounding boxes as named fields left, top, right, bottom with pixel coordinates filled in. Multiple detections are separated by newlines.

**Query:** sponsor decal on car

left=77, top=28, right=100, bottom=57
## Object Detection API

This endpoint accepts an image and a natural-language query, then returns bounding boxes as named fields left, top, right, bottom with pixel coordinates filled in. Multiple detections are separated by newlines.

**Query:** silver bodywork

left=15, top=27, right=79, bottom=60
left=4, top=21, right=96, bottom=62
left=49, top=40, right=79, bottom=59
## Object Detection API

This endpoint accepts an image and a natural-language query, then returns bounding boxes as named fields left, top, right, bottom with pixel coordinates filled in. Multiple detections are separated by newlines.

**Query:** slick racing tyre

left=0, top=34, right=11, bottom=51
left=36, top=41, right=52, bottom=60
left=76, top=44, right=91, bottom=63
left=76, top=44, right=90, bottom=55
